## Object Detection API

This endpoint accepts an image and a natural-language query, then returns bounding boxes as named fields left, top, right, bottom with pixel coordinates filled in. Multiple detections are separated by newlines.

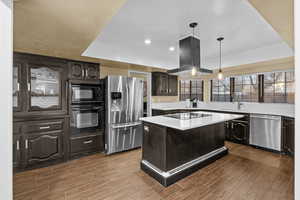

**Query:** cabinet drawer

left=70, top=135, right=102, bottom=154
left=23, top=120, right=64, bottom=133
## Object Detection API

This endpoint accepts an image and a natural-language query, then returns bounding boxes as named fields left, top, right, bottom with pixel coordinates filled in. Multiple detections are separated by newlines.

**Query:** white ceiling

left=83, top=0, right=293, bottom=70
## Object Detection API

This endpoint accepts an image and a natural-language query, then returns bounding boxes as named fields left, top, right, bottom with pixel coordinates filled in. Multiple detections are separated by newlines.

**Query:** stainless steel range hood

left=167, top=36, right=213, bottom=75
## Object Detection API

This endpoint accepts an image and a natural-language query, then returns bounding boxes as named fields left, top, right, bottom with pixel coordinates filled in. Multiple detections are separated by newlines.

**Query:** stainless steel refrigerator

left=105, top=76, right=144, bottom=154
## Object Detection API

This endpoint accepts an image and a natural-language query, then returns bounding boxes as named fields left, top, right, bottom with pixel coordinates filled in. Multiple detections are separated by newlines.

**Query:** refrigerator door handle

left=111, top=122, right=142, bottom=129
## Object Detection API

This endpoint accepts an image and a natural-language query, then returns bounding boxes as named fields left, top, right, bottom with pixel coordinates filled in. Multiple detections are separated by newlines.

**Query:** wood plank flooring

left=13, top=142, right=294, bottom=200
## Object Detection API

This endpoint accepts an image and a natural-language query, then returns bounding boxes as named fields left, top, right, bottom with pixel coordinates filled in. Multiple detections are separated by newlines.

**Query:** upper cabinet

left=152, top=72, right=178, bottom=96
left=13, top=63, right=22, bottom=112
left=69, top=62, right=99, bottom=80
left=28, top=65, right=63, bottom=111
left=13, top=53, right=68, bottom=116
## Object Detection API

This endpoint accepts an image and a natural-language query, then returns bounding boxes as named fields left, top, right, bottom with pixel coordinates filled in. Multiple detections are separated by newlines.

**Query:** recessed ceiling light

left=144, top=39, right=151, bottom=45
left=169, top=46, right=175, bottom=51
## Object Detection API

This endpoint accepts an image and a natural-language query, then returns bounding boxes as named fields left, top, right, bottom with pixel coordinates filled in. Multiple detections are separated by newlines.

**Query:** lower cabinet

left=70, top=134, right=103, bottom=158
left=13, top=118, right=66, bottom=170
left=224, top=119, right=249, bottom=145
left=282, top=117, right=294, bottom=156
left=24, top=132, right=63, bottom=166
left=13, top=135, right=22, bottom=168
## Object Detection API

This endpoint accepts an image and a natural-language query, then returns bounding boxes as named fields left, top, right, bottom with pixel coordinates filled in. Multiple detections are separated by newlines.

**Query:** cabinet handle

left=39, top=126, right=50, bottom=130
left=17, top=83, right=20, bottom=91
left=231, top=123, right=234, bottom=129
left=25, top=139, right=28, bottom=149
left=16, top=140, right=20, bottom=151
left=85, top=69, right=88, bottom=78
left=144, top=126, right=149, bottom=132
left=83, top=140, right=93, bottom=144
left=27, top=83, right=31, bottom=91
left=82, top=69, right=85, bottom=77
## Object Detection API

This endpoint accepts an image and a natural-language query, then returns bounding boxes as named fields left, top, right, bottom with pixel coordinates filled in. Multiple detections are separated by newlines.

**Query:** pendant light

left=217, top=37, right=224, bottom=80
left=190, top=22, right=197, bottom=76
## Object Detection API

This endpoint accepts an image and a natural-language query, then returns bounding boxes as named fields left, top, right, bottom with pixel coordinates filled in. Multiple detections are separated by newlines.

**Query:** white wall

left=295, top=0, right=300, bottom=198
left=0, top=0, right=12, bottom=199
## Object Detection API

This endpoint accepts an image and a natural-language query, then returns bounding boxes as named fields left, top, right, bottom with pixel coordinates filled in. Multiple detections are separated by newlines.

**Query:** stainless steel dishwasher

left=249, top=114, right=282, bottom=151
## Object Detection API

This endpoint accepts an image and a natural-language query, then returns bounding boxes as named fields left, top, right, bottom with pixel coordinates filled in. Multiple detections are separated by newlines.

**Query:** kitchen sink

left=165, top=112, right=212, bottom=120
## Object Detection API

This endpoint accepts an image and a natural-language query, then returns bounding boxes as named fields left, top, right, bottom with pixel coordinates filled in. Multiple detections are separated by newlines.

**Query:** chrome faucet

left=234, top=94, right=243, bottom=110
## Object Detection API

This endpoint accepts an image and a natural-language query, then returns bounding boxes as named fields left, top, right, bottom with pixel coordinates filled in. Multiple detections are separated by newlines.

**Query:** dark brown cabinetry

left=152, top=72, right=178, bottom=96
left=70, top=135, right=103, bottom=157
left=13, top=118, right=66, bottom=170
left=224, top=119, right=249, bottom=145
left=24, top=131, right=63, bottom=166
left=13, top=52, right=103, bottom=172
left=13, top=53, right=68, bottom=116
left=69, top=61, right=99, bottom=80
left=282, top=117, right=294, bottom=156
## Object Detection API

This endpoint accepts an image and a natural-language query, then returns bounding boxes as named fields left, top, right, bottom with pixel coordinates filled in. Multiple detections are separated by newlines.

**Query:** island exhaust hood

left=167, top=23, right=213, bottom=75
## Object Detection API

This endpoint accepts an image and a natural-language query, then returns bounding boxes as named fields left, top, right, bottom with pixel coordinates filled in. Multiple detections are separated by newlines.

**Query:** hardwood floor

left=13, top=142, right=294, bottom=200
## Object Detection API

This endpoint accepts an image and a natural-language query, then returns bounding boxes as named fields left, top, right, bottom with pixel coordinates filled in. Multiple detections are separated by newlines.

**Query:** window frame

left=179, top=80, right=204, bottom=101
left=209, top=70, right=294, bottom=104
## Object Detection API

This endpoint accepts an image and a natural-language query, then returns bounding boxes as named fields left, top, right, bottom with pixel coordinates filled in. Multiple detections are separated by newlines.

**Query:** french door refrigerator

left=105, top=76, right=144, bottom=154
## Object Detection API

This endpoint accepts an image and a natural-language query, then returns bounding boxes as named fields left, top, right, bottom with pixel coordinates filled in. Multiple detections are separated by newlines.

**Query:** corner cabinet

left=152, top=72, right=178, bottom=96
left=69, top=61, right=99, bottom=80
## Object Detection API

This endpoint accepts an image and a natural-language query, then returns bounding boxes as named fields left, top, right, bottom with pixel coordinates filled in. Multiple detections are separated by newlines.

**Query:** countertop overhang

left=140, top=111, right=244, bottom=131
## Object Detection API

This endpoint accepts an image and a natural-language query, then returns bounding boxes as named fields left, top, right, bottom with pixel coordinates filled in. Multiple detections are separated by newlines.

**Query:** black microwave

left=71, top=84, right=103, bottom=104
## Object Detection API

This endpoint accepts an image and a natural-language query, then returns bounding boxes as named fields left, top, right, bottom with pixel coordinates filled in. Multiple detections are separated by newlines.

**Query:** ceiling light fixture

left=144, top=39, right=151, bottom=45
left=217, top=37, right=224, bottom=80
left=169, top=46, right=175, bottom=51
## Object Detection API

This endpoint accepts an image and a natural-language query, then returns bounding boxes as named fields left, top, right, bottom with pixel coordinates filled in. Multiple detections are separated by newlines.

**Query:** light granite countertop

left=140, top=111, right=244, bottom=131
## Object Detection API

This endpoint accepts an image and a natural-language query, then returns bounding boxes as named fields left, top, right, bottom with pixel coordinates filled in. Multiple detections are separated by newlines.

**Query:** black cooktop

left=165, top=112, right=212, bottom=120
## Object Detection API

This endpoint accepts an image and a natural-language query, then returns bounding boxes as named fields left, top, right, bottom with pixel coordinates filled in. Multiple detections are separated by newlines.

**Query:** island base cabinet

left=141, top=122, right=228, bottom=187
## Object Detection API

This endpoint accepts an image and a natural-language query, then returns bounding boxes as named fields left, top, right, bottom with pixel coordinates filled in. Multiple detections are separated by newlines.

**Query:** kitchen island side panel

left=165, top=122, right=225, bottom=170
left=142, top=122, right=167, bottom=171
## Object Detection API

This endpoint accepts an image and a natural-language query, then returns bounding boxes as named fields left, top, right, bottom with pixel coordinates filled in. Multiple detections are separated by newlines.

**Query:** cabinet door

left=231, top=121, right=249, bottom=144
left=168, top=75, right=178, bottom=96
left=160, top=73, right=169, bottom=95
left=224, top=122, right=231, bottom=141
left=28, top=65, right=63, bottom=111
left=69, top=62, right=84, bottom=79
left=13, top=135, right=22, bottom=168
left=13, top=63, right=22, bottom=112
left=24, top=132, right=63, bottom=166
left=85, top=64, right=99, bottom=80
left=283, top=118, right=294, bottom=155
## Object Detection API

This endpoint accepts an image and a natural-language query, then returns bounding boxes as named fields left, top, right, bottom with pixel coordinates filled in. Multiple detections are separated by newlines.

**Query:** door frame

left=128, top=70, right=152, bottom=116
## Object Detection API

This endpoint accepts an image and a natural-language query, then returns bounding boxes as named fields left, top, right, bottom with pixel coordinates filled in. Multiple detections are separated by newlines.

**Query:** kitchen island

left=140, top=111, right=243, bottom=186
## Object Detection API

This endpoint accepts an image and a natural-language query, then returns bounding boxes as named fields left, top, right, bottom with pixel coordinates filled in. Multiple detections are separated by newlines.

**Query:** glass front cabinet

left=13, top=63, right=22, bottom=112
left=13, top=60, right=67, bottom=115
left=28, top=65, right=62, bottom=111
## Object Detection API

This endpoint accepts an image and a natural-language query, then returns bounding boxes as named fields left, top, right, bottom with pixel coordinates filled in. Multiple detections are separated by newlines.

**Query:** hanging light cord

left=219, top=39, right=222, bottom=72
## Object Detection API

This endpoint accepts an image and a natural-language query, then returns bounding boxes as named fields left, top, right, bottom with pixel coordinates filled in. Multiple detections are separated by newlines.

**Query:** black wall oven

left=69, top=81, right=105, bottom=137
left=71, top=84, right=104, bottom=104
left=70, top=104, right=105, bottom=136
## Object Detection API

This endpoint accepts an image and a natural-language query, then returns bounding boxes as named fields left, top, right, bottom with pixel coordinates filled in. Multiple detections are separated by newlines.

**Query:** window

left=263, top=71, right=294, bottom=104
left=233, top=74, right=259, bottom=102
left=179, top=80, right=203, bottom=101
left=211, top=77, right=231, bottom=102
